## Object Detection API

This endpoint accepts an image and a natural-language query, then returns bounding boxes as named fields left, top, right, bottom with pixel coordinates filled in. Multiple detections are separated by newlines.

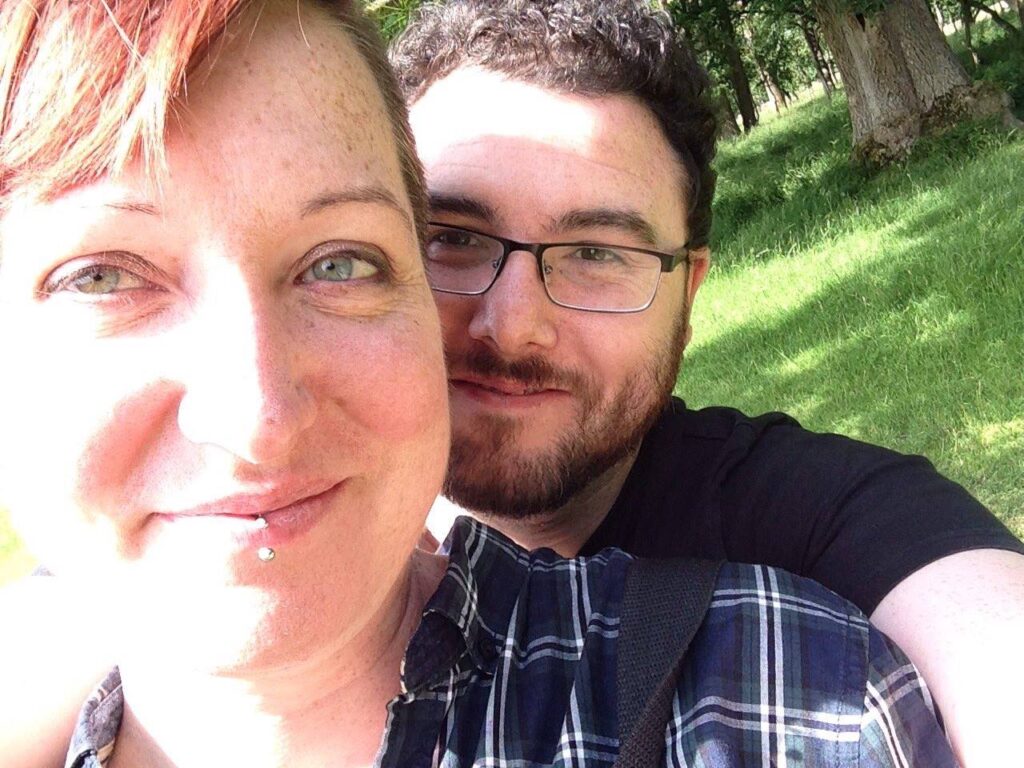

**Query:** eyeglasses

left=423, top=223, right=692, bottom=313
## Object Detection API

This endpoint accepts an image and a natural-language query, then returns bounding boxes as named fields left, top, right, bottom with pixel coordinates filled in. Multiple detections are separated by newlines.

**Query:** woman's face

left=0, top=7, right=449, bottom=668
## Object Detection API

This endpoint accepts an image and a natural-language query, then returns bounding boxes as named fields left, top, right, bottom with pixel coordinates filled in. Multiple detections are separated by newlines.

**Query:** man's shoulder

left=649, top=397, right=799, bottom=445
left=647, top=399, right=909, bottom=481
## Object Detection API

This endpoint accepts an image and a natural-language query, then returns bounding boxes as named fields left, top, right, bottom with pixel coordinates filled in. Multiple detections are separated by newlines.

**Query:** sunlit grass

left=682, top=28, right=1023, bottom=537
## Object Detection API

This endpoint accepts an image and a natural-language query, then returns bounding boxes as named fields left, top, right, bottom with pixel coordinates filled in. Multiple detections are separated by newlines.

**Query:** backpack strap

left=614, top=557, right=724, bottom=768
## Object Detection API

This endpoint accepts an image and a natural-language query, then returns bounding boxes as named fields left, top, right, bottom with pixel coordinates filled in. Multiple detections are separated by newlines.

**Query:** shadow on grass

left=684, top=141, right=1024, bottom=528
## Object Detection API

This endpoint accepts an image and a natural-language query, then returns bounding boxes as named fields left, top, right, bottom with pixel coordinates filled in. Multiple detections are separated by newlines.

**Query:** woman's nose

left=176, top=282, right=316, bottom=466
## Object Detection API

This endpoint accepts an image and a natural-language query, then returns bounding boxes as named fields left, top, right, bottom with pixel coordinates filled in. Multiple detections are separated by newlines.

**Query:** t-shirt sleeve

left=717, top=424, right=1024, bottom=614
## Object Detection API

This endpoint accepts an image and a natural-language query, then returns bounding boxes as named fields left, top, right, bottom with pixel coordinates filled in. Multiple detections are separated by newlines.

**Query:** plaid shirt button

left=476, top=636, right=499, bottom=664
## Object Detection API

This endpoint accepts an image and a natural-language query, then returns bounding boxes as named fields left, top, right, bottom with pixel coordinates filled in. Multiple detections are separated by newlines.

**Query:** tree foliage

left=364, top=0, right=421, bottom=42
left=365, top=0, right=1017, bottom=164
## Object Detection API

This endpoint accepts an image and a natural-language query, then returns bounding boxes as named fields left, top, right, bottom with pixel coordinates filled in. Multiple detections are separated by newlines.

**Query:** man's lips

left=450, top=375, right=570, bottom=407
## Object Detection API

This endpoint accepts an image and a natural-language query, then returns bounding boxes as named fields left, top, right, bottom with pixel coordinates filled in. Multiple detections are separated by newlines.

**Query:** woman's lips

left=152, top=480, right=347, bottom=549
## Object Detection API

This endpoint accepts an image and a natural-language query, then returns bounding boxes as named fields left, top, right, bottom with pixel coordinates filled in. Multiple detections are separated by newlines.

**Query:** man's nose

left=176, top=283, right=317, bottom=466
left=467, top=250, right=558, bottom=354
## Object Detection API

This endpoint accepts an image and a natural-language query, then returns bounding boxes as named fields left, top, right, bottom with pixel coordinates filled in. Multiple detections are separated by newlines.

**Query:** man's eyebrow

left=300, top=185, right=411, bottom=226
left=427, top=193, right=497, bottom=223
left=553, top=208, right=658, bottom=247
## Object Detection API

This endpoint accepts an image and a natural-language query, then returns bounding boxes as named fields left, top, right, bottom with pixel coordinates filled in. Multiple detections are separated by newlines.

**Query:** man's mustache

left=447, top=345, right=587, bottom=393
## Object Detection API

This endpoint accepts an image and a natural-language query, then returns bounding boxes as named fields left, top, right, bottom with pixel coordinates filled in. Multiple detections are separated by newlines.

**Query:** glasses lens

left=543, top=246, right=663, bottom=311
left=424, top=225, right=502, bottom=294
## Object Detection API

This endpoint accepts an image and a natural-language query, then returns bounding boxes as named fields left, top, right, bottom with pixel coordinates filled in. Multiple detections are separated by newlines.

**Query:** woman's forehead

left=166, top=5, right=406, bottom=208
left=3, top=2, right=408, bottom=226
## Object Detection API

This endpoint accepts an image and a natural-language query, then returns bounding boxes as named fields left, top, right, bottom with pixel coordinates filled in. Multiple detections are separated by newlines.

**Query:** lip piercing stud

left=257, top=547, right=276, bottom=562
left=255, top=516, right=269, bottom=529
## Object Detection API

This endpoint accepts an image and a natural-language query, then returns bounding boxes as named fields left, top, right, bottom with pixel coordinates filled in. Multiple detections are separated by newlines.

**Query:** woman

left=0, top=0, right=449, bottom=764
left=0, top=0, right=957, bottom=766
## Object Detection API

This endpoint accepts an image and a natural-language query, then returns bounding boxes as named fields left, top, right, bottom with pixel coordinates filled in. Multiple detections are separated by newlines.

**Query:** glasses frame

left=425, top=222, right=693, bottom=314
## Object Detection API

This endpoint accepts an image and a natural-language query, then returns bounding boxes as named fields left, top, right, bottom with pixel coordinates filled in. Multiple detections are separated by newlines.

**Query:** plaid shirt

left=68, top=517, right=956, bottom=767
left=382, top=518, right=956, bottom=767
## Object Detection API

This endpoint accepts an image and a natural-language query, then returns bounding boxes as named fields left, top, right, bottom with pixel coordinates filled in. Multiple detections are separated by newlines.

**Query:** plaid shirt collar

left=400, top=516, right=531, bottom=693
left=65, top=668, right=121, bottom=768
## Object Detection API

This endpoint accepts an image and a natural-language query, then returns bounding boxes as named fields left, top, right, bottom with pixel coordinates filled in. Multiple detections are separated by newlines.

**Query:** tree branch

left=961, top=0, right=1023, bottom=36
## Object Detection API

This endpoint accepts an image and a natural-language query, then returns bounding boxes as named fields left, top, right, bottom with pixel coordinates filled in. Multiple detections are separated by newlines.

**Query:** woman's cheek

left=315, top=297, right=450, bottom=446
left=0, top=320, right=171, bottom=570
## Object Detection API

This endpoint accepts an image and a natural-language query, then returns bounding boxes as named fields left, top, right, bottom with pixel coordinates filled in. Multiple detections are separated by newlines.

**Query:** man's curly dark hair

left=389, top=0, right=718, bottom=248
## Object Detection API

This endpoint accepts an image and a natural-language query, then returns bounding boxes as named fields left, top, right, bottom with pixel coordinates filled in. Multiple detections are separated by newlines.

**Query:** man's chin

left=444, top=422, right=636, bottom=520
left=450, top=398, right=574, bottom=456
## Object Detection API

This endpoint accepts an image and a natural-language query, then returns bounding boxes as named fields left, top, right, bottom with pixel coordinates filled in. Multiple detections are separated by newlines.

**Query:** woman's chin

left=109, top=554, right=397, bottom=678
left=112, top=581, right=286, bottom=673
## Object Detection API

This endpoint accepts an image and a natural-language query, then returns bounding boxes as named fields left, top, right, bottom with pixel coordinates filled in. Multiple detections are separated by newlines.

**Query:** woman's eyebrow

left=300, top=185, right=411, bottom=227
left=102, top=200, right=161, bottom=216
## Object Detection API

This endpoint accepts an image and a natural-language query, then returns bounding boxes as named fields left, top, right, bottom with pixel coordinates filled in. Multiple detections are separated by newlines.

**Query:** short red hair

left=0, top=0, right=425, bottom=232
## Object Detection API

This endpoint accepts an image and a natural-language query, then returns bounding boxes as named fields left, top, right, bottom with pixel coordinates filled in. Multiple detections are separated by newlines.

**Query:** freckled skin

left=0, top=2, right=449, bottom=673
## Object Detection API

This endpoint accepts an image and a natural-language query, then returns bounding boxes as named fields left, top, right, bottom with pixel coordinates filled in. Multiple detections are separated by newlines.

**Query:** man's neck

left=108, top=551, right=447, bottom=768
left=478, top=448, right=639, bottom=557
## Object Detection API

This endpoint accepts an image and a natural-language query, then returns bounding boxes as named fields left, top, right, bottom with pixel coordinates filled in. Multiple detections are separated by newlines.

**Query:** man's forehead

left=410, top=67, right=688, bottom=244
left=411, top=67, right=666, bottom=165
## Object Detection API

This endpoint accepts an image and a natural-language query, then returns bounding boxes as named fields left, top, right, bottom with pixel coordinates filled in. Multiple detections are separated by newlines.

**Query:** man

left=389, top=0, right=1024, bottom=764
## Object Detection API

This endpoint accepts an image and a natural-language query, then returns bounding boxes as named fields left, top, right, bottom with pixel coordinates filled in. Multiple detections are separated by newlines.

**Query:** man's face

left=409, top=68, right=709, bottom=517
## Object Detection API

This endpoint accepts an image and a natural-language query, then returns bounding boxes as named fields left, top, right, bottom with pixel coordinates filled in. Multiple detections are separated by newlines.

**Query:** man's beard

left=443, top=316, right=688, bottom=519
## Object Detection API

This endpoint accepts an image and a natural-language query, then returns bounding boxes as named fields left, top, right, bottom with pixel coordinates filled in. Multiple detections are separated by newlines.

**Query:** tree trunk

left=800, top=18, right=836, bottom=98
left=812, top=0, right=1014, bottom=164
left=961, top=1, right=980, bottom=69
left=716, top=91, right=742, bottom=138
left=712, top=0, right=758, bottom=131
left=743, top=18, right=791, bottom=112
left=761, top=65, right=790, bottom=110
left=813, top=1, right=922, bottom=160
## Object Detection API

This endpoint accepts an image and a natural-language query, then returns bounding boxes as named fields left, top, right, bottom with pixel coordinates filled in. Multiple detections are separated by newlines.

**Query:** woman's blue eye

left=299, top=249, right=381, bottom=284
left=73, top=266, right=123, bottom=294
left=49, top=264, right=150, bottom=296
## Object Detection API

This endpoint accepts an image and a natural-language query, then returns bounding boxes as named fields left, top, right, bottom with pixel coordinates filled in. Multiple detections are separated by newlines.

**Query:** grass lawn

left=682, top=25, right=1024, bottom=538
left=0, top=508, right=35, bottom=583
left=1, top=26, right=1021, bottom=585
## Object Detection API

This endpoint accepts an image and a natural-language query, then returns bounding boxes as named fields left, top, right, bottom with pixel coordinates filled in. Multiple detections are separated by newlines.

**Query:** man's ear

left=681, top=247, right=711, bottom=348
left=687, top=246, right=711, bottom=305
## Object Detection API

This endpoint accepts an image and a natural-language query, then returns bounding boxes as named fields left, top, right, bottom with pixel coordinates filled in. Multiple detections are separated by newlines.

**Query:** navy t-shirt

left=580, top=397, right=1024, bottom=614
